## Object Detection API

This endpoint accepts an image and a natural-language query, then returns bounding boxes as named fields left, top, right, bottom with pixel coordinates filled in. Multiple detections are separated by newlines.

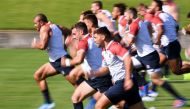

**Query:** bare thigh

left=72, top=81, right=96, bottom=103
left=69, top=65, right=85, bottom=83
left=95, top=94, right=112, bottom=109
left=34, top=62, right=58, bottom=80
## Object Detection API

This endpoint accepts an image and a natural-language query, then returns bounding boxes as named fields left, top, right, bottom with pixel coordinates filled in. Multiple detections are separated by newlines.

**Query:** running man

left=31, top=13, right=73, bottom=109
left=91, top=27, right=145, bottom=109
left=61, top=22, right=113, bottom=109
left=149, top=0, right=190, bottom=75
left=112, top=3, right=128, bottom=38
left=124, top=7, right=186, bottom=108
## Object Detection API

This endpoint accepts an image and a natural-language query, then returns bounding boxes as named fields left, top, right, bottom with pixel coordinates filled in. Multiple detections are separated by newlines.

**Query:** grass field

left=0, top=0, right=190, bottom=109
left=0, top=48, right=189, bottom=109
left=0, top=0, right=189, bottom=29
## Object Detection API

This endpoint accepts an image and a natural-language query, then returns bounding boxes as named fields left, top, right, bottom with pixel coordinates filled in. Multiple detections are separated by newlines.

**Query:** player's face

left=93, top=34, right=104, bottom=48
left=124, top=11, right=131, bottom=21
left=149, top=1, right=157, bottom=14
left=112, top=7, right=120, bottom=20
left=71, top=28, right=79, bottom=39
left=33, top=17, right=41, bottom=32
left=91, top=3, right=98, bottom=13
left=84, top=19, right=92, bottom=31
left=137, top=5, right=147, bottom=16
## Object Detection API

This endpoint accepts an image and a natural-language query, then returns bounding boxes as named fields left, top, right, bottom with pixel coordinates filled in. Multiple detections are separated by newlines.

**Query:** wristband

left=65, top=59, right=71, bottom=67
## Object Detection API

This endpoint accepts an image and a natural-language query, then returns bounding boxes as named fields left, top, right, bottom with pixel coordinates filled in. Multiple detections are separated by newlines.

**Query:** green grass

left=0, top=0, right=189, bottom=29
left=0, top=48, right=190, bottom=109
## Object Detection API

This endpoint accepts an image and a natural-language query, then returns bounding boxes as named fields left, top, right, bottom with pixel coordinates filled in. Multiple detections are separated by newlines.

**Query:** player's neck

left=104, top=39, right=112, bottom=49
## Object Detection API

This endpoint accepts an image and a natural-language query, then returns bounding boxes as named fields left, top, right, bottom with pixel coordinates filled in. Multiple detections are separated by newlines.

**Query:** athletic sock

left=73, top=102, right=83, bottom=109
left=42, top=89, right=52, bottom=104
left=161, top=81, right=182, bottom=99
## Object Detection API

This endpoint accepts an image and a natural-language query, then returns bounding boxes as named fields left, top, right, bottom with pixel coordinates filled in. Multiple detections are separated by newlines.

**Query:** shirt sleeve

left=113, top=43, right=129, bottom=60
left=128, top=22, right=139, bottom=36
left=153, top=16, right=163, bottom=26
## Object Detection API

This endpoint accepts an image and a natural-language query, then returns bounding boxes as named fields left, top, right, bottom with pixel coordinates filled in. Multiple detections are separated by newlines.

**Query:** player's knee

left=71, top=94, right=80, bottom=103
left=33, top=72, right=40, bottom=81
left=69, top=71, right=76, bottom=79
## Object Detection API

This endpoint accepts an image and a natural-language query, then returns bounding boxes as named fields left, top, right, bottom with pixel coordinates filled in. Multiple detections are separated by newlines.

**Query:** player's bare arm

left=32, top=25, right=50, bottom=50
left=61, top=49, right=85, bottom=67
left=89, top=66, right=109, bottom=78
left=123, top=53, right=133, bottom=91
left=155, top=24, right=163, bottom=45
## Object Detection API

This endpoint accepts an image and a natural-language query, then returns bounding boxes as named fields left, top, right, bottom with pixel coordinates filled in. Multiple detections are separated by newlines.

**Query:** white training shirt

left=77, top=34, right=102, bottom=70
left=102, top=41, right=129, bottom=83
left=118, top=15, right=128, bottom=37
left=47, top=24, right=67, bottom=62
left=128, top=18, right=155, bottom=57
left=156, top=11, right=177, bottom=46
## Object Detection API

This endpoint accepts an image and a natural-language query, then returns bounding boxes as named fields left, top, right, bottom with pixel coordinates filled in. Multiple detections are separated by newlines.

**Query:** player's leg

left=163, top=40, right=190, bottom=75
left=159, top=52, right=167, bottom=65
left=143, top=51, right=186, bottom=107
left=95, top=94, right=112, bottom=109
left=167, top=58, right=182, bottom=75
left=95, top=78, right=144, bottom=109
left=150, top=71, right=186, bottom=107
left=71, top=81, right=96, bottom=109
left=68, top=65, right=84, bottom=86
left=33, top=62, right=58, bottom=108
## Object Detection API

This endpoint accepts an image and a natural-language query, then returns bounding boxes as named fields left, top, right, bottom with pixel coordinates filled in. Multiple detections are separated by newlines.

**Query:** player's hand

left=61, top=58, right=68, bottom=67
left=31, top=38, right=37, bottom=48
left=124, top=78, right=133, bottom=91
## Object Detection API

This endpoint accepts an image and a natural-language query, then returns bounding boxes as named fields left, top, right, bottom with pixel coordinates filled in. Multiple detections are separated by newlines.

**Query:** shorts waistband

left=115, top=79, right=124, bottom=84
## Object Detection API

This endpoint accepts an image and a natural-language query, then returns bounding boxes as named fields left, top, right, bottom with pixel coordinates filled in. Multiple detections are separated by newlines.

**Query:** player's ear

left=101, top=35, right=106, bottom=40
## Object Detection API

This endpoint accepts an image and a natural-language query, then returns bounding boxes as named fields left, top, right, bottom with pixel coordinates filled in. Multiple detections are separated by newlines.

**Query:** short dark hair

left=83, top=14, right=98, bottom=28
left=92, top=0, right=103, bottom=9
left=61, top=26, right=71, bottom=37
left=113, top=3, right=127, bottom=15
left=81, top=10, right=93, bottom=16
left=187, top=12, right=190, bottom=18
left=128, top=7, right=138, bottom=18
left=74, top=22, right=88, bottom=35
left=94, top=27, right=112, bottom=40
left=35, top=13, right=48, bottom=22
left=153, top=0, right=163, bottom=11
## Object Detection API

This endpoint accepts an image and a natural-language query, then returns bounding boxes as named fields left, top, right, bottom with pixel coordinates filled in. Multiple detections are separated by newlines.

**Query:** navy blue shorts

left=86, top=74, right=113, bottom=93
left=160, top=40, right=181, bottom=60
left=104, top=78, right=141, bottom=106
left=136, top=51, right=160, bottom=70
left=50, top=56, right=73, bottom=76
